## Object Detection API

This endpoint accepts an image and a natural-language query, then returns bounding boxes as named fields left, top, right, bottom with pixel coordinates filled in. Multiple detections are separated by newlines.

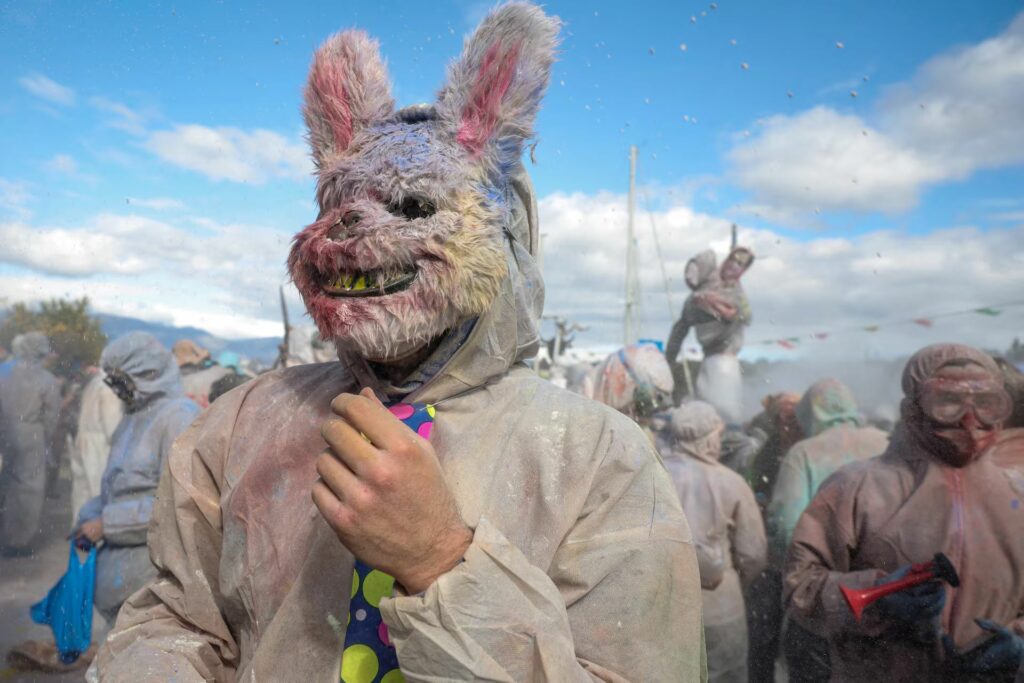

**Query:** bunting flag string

left=750, top=300, right=1024, bottom=350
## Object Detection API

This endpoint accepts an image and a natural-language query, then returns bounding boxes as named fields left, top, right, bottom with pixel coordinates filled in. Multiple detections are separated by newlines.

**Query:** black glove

left=943, top=619, right=1024, bottom=674
left=872, top=564, right=946, bottom=626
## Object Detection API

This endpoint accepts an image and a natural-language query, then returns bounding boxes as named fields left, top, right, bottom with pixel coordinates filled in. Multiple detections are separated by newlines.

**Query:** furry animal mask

left=288, top=3, right=559, bottom=361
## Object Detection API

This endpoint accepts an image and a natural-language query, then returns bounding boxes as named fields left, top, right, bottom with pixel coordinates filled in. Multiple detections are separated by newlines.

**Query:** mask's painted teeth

left=322, top=269, right=417, bottom=297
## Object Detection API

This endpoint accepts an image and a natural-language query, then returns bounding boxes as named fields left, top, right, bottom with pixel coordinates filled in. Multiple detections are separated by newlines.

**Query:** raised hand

left=312, top=388, right=473, bottom=594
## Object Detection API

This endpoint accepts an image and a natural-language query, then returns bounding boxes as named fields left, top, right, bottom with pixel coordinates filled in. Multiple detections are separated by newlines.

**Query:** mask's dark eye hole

left=390, top=197, right=436, bottom=220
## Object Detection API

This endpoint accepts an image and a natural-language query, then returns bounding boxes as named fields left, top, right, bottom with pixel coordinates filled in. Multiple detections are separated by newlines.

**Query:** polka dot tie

left=339, top=403, right=435, bottom=683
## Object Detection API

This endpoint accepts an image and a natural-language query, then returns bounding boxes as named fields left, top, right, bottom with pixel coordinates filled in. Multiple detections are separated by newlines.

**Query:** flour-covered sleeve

left=101, top=403, right=200, bottom=547
left=380, top=419, right=707, bottom=682
left=88, top=396, right=242, bottom=683
left=783, top=466, right=887, bottom=638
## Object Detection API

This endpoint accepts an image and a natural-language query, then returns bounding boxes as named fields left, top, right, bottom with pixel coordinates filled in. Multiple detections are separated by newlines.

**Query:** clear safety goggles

left=919, top=378, right=1012, bottom=427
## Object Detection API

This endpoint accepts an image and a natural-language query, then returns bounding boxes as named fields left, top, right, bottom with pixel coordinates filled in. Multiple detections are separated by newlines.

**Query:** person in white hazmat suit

left=74, top=332, right=199, bottom=623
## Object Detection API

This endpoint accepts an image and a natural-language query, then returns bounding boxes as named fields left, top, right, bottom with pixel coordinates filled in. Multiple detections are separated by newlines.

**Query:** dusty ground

left=0, top=478, right=101, bottom=683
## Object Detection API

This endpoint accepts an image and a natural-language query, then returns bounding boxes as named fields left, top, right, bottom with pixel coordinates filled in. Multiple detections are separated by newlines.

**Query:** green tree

left=0, top=297, right=107, bottom=379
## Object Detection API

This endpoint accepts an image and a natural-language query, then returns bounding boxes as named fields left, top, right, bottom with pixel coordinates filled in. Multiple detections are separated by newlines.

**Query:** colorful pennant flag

left=747, top=300, right=1021, bottom=350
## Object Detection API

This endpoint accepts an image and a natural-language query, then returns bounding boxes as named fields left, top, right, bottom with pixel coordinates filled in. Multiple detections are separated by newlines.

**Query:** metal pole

left=730, top=223, right=738, bottom=250
left=625, top=146, right=637, bottom=347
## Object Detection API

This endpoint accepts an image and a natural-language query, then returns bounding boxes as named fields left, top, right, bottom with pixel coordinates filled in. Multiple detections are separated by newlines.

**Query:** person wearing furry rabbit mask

left=89, top=4, right=706, bottom=682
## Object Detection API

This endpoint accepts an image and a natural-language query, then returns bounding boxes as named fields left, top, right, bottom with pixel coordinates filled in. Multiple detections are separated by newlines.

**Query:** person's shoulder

left=500, top=370, right=658, bottom=466
left=239, top=361, right=350, bottom=400
left=713, top=460, right=755, bottom=496
left=857, top=424, right=891, bottom=445
left=816, top=448, right=899, bottom=498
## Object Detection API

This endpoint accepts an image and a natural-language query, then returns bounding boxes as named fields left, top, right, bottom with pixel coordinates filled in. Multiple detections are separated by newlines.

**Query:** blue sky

left=1, top=0, right=1023, bottom=355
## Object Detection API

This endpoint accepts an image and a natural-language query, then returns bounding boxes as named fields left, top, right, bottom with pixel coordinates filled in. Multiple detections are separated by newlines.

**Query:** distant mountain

left=97, top=314, right=282, bottom=365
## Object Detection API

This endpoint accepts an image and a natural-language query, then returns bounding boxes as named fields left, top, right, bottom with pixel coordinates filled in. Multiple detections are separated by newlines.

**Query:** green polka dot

left=426, top=404, right=436, bottom=418
left=362, top=569, right=395, bottom=608
left=381, top=669, right=406, bottom=683
left=340, top=644, right=378, bottom=683
left=351, top=570, right=359, bottom=598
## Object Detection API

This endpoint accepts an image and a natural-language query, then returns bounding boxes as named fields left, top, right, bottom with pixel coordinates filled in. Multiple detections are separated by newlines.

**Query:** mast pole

left=625, top=145, right=638, bottom=346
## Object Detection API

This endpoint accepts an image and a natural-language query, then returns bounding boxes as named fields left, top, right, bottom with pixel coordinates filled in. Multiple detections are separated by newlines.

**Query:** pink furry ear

left=437, top=3, right=560, bottom=163
left=304, top=30, right=394, bottom=169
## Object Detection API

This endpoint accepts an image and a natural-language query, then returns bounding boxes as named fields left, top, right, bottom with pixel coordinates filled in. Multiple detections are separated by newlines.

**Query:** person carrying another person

left=662, top=400, right=766, bottom=682
left=73, top=332, right=199, bottom=624
left=665, top=247, right=754, bottom=426
left=784, top=344, right=1024, bottom=681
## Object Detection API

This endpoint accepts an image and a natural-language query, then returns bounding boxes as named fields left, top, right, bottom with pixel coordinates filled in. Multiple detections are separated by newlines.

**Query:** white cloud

left=881, top=12, right=1024, bottom=173
left=43, top=153, right=78, bottom=175
left=0, top=274, right=286, bottom=340
left=0, top=179, right=33, bottom=220
left=728, top=12, right=1024, bottom=223
left=0, top=212, right=300, bottom=339
left=125, top=197, right=185, bottom=211
left=89, top=96, right=148, bottom=136
left=728, top=108, right=944, bottom=215
left=18, top=73, right=76, bottom=106
left=145, top=124, right=312, bottom=183
left=3, top=191, right=1022, bottom=355
left=538, top=190, right=1024, bottom=358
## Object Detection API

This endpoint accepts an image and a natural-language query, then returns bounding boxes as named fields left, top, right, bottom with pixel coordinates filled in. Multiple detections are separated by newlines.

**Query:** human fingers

left=330, top=393, right=416, bottom=453
left=312, top=480, right=353, bottom=534
left=360, top=386, right=385, bottom=408
left=321, top=416, right=378, bottom=475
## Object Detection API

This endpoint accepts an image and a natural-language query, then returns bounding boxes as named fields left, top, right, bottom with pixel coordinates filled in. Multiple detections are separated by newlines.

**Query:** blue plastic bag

left=30, top=539, right=96, bottom=664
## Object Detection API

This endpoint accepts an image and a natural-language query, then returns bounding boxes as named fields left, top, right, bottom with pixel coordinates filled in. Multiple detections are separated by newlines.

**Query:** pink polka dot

left=389, top=404, right=414, bottom=420
left=378, top=621, right=391, bottom=647
left=417, top=422, right=433, bottom=440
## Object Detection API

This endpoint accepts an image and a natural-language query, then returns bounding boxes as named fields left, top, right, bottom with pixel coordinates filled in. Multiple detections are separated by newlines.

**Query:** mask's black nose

left=328, top=211, right=362, bottom=240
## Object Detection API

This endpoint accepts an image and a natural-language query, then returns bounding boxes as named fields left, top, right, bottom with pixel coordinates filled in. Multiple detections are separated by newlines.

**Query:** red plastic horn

left=840, top=552, right=960, bottom=622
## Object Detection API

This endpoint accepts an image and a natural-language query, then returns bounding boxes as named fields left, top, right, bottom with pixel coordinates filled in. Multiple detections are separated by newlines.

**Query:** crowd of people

left=1, top=2, right=1023, bottom=681
left=579, top=332, right=1024, bottom=681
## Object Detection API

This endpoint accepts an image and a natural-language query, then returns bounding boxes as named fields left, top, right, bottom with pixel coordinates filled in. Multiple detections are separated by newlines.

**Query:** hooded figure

left=662, top=401, right=766, bottom=683
left=75, top=332, right=199, bottom=623
left=590, top=343, right=675, bottom=425
left=768, top=379, right=888, bottom=563
left=90, top=6, right=705, bottom=682
left=784, top=344, right=1024, bottom=682
left=666, top=247, right=754, bottom=425
left=0, top=332, right=60, bottom=552
left=766, top=379, right=888, bottom=682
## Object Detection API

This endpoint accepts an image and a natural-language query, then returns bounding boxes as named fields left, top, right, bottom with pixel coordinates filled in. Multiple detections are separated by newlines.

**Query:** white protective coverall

left=662, top=401, right=767, bottom=683
left=70, top=372, right=123, bottom=525
left=77, top=332, right=200, bottom=622
left=89, top=172, right=707, bottom=682
left=0, top=332, right=60, bottom=549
